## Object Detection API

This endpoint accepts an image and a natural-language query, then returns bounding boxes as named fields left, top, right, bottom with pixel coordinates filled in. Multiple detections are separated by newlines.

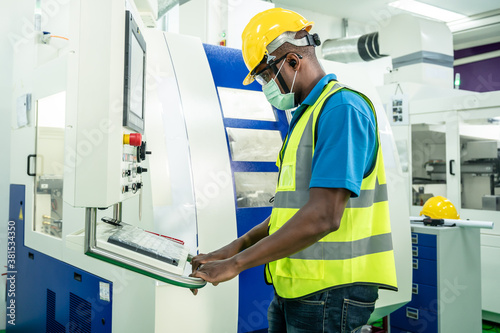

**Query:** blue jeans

left=268, top=285, right=378, bottom=333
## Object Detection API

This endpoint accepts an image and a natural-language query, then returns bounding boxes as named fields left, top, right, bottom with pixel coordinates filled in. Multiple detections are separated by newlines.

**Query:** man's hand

left=190, top=257, right=241, bottom=287
left=190, top=250, right=234, bottom=295
left=189, top=218, right=271, bottom=295
left=191, top=252, right=223, bottom=272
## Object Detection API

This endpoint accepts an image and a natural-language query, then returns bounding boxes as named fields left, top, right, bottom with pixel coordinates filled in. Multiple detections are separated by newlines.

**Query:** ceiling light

left=388, top=0, right=467, bottom=23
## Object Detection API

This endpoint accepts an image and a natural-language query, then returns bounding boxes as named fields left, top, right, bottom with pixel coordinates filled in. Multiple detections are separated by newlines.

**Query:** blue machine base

left=7, top=185, right=113, bottom=333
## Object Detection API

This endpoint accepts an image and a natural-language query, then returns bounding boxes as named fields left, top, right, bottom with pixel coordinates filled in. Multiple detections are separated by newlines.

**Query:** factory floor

left=0, top=321, right=498, bottom=332
left=370, top=319, right=500, bottom=332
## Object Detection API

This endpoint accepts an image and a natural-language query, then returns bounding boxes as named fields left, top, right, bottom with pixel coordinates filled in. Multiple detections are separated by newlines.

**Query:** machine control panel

left=121, top=133, right=150, bottom=200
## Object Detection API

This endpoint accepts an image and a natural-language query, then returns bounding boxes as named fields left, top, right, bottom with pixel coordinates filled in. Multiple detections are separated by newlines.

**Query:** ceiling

left=270, top=0, right=500, bottom=49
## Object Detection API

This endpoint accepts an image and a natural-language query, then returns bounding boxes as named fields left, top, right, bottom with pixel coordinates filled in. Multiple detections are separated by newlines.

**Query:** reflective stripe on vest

left=266, top=80, right=398, bottom=299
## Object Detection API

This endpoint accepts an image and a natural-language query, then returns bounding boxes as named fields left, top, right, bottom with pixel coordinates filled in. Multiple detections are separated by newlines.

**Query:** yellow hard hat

left=420, top=196, right=460, bottom=220
left=241, top=8, right=314, bottom=85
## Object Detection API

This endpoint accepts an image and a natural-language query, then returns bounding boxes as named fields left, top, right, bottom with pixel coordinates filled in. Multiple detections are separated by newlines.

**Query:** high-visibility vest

left=266, top=80, right=398, bottom=299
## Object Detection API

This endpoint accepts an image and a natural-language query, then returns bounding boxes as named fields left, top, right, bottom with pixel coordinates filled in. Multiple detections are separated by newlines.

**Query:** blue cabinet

left=390, top=225, right=482, bottom=332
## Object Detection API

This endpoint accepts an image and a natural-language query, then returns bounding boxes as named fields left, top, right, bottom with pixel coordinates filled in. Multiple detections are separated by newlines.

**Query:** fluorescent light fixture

left=388, top=0, right=466, bottom=23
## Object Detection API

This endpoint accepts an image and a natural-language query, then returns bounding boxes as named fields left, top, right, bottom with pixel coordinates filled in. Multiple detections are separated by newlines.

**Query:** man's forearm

left=232, top=204, right=329, bottom=271
left=232, top=188, right=349, bottom=271
left=236, top=216, right=270, bottom=252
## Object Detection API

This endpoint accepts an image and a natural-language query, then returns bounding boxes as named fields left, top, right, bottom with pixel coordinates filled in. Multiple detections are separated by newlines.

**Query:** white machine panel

left=65, top=1, right=147, bottom=208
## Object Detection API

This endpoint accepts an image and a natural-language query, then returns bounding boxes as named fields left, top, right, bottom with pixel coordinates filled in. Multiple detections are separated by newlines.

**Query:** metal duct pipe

left=322, top=32, right=386, bottom=63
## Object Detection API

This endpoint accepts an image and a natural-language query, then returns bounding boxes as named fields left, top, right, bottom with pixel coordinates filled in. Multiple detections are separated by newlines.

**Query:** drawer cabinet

left=390, top=225, right=482, bottom=332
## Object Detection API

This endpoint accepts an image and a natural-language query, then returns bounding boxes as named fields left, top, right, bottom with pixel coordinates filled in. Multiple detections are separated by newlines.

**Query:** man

left=191, top=8, right=397, bottom=333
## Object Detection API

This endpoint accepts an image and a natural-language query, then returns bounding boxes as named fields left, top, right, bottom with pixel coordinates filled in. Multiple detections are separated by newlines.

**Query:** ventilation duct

left=321, top=14, right=454, bottom=89
left=322, top=32, right=385, bottom=63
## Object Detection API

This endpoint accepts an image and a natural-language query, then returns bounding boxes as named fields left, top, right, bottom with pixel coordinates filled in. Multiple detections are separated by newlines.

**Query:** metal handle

left=411, top=233, right=418, bottom=244
left=406, top=307, right=419, bottom=320
left=27, top=154, right=36, bottom=176
left=412, top=283, right=419, bottom=295
left=410, top=216, right=494, bottom=229
left=449, top=159, right=455, bottom=175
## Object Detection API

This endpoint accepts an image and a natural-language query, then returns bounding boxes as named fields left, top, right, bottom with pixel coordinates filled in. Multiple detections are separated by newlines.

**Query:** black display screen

left=123, top=10, right=146, bottom=133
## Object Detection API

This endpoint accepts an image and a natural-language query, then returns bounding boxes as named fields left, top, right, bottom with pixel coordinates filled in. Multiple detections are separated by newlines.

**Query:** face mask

left=262, top=61, right=297, bottom=110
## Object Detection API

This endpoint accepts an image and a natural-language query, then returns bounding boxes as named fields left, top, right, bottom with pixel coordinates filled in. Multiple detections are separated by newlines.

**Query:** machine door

left=33, top=91, right=66, bottom=239
left=458, top=109, right=500, bottom=212
left=411, top=108, right=500, bottom=215
left=410, top=111, right=459, bottom=216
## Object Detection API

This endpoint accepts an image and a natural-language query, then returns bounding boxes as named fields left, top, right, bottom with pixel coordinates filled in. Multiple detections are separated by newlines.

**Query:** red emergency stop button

left=123, top=133, right=142, bottom=146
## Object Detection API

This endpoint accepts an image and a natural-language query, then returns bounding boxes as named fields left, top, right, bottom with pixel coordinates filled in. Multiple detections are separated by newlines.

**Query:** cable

left=41, top=31, right=69, bottom=44
left=50, top=35, right=69, bottom=41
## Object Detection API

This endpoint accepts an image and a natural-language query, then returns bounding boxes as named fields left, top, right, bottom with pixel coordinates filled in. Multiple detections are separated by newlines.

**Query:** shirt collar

left=289, top=73, right=338, bottom=128
left=301, top=73, right=338, bottom=107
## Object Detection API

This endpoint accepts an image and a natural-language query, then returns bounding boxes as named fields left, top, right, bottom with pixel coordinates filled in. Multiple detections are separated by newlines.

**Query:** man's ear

left=286, top=53, right=302, bottom=71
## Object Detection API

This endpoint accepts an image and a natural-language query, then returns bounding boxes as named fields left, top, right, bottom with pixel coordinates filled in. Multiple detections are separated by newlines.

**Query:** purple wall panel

left=455, top=42, right=500, bottom=60
left=454, top=42, right=500, bottom=93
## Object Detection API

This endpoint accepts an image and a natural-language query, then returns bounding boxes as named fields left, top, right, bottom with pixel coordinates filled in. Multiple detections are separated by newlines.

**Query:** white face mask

left=262, top=61, right=297, bottom=110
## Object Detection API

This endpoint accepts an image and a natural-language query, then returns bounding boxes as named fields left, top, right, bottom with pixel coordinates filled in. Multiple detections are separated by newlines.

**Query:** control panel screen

left=129, top=34, right=144, bottom=118
left=123, top=10, right=146, bottom=133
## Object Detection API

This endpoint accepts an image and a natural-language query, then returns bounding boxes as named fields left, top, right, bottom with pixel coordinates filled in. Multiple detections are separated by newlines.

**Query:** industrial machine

left=7, top=1, right=412, bottom=331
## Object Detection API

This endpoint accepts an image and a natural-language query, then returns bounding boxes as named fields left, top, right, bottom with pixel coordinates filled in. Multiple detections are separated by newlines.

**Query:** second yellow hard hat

left=420, top=196, right=460, bottom=220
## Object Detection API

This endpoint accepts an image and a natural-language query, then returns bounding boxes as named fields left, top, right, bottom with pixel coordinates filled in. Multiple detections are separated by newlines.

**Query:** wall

left=226, top=0, right=274, bottom=49
left=454, top=42, right=500, bottom=92
left=178, top=0, right=273, bottom=48
left=179, top=0, right=209, bottom=42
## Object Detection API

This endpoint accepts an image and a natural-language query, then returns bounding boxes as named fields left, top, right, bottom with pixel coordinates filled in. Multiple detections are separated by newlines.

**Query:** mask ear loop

left=288, top=54, right=302, bottom=93
left=273, top=60, right=290, bottom=94
left=290, top=70, right=297, bottom=93
left=275, top=59, right=286, bottom=76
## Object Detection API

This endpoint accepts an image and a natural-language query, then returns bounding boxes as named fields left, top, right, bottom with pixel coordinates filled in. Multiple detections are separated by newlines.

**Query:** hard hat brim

left=243, top=72, right=255, bottom=85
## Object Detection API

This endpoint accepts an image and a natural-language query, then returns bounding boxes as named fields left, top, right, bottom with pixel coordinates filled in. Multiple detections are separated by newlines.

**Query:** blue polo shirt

left=287, top=74, right=377, bottom=197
